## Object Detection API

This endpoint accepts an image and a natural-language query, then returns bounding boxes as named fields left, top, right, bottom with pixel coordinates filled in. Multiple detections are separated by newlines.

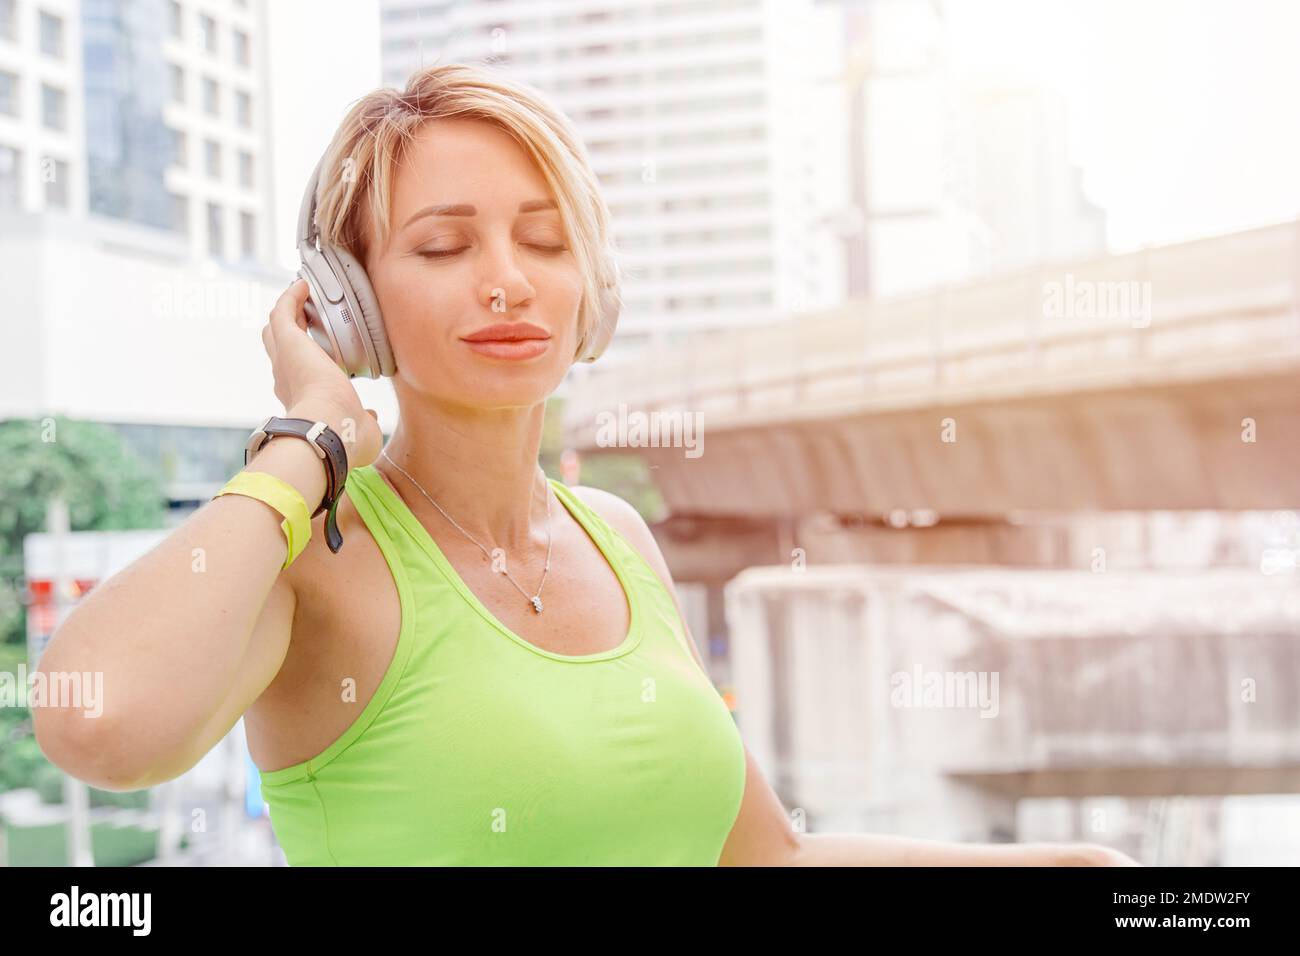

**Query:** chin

left=466, top=384, right=557, bottom=409
left=441, top=365, right=567, bottom=408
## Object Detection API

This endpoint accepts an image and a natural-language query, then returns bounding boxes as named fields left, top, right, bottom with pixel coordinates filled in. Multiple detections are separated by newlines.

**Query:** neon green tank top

left=256, top=463, right=747, bottom=866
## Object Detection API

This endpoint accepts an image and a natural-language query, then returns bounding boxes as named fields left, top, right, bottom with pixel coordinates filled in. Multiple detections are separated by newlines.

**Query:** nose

left=477, top=234, right=536, bottom=315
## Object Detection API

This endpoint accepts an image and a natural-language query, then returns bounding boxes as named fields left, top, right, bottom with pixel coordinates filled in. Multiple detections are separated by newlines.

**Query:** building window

left=239, top=211, right=255, bottom=260
left=206, top=201, right=223, bottom=257
left=170, top=192, right=189, bottom=234
left=168, top=1, right=182, bottom=40
left=170, top=64, right=185, bottom=104
left=204, top=139, right=221, bottom=179
left=233, top=28, right=250, bottom=67
left=1, top=0, right=16, bottom=43
left=238, top=150, right=253, bottom=189
left=38, top=10, right=63, bottom=58
left=235, top=90, right=250, bottom=128
left=43, top=156, right=68, bottom=207
left=0, top=71, right=16, bottom=116
left=168, top=127, right=187, bottom=167
left=0, top=144, right=20, bottom=209
left=199, top=13, right=217, bottom=54
left=41, top=84, right=66, bottom=131
left=202, top=77, right=219, bottom=116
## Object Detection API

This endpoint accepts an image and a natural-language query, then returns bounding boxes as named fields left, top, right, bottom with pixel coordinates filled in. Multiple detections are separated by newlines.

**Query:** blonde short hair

left=313, top=62, right=620, bottom=359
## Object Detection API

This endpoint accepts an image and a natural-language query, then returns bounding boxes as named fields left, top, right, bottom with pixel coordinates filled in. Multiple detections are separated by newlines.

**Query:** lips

left=460, top=322, right=550, bottom=343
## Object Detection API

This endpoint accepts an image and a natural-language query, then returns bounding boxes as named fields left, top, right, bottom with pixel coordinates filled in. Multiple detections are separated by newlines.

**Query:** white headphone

left=295, top=154, right=622, bottom=379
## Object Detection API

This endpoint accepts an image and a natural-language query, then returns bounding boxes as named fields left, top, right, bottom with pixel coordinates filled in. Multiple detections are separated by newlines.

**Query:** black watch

left=245, top=415, right=349, bottom=553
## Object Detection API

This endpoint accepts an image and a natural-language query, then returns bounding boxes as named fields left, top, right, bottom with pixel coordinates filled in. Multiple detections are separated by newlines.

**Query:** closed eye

left=416, top=243, right=567, bottom=260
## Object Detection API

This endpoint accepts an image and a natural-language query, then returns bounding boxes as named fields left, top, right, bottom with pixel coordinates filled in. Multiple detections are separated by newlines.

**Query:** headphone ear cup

left=322, top=244, right=396, bottom=378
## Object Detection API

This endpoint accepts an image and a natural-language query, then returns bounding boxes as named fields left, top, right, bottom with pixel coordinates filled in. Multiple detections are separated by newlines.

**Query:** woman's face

left=364, top=118, right=584, bottom=409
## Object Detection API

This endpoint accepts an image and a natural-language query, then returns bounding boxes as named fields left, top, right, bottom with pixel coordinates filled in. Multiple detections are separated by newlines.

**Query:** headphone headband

left=297, top=156, right=325, bottom=251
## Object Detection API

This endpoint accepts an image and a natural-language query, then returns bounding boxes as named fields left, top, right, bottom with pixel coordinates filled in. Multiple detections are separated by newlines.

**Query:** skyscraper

left=0, top=0, right=86, bottom=213
left=0, top=0, right=276, bottom=264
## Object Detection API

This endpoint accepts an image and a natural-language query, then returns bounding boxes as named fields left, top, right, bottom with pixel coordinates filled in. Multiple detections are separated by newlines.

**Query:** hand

left=263, top=278, right=384, bottom=469
left=1075, top=843, right=1143, bottom=866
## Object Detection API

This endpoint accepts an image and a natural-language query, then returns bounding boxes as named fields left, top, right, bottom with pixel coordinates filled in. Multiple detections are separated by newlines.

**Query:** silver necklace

left=379, top=450, right=553, bottom=614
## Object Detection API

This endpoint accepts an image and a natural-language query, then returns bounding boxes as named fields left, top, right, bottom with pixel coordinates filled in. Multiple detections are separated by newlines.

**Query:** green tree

left=0, top=416, right=169, bottom=649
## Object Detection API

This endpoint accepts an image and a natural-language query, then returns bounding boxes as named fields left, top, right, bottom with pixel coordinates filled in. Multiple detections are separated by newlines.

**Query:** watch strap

left=323, top=486, right=344, bottom=553
left=245, top=415, right=349, bottom=553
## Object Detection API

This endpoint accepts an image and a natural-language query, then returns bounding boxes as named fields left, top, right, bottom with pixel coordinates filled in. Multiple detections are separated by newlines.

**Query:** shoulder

left=567, top=484, right=642, bottom=533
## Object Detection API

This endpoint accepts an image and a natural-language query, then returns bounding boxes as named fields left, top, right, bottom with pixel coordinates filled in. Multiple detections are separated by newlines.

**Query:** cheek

left=395, top=258, right=454, bottom=302
left=379, top=262, right=460, bottom=336
left=538, top=267, right=585, bottom=318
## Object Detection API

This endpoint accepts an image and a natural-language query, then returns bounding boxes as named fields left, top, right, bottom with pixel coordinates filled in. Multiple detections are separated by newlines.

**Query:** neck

left=377, top=391, right=550, bottom=553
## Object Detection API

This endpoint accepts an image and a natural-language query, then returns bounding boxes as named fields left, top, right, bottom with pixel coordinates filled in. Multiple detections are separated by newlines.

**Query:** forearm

left=32, top=423, right=329, bottom=787
left=789, top=832, right=1132, bottom=866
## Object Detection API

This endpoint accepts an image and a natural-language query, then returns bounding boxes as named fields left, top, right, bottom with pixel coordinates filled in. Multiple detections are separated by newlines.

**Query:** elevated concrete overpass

left=564, top=219, right=1300, bottom=518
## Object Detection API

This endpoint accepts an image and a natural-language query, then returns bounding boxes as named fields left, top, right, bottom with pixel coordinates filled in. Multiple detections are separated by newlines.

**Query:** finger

left=275, top=275, right=308, bottom=310
left=269, top=278, right=307, bottom=334
left=261, top=323, right=275, bottom=359
left=269, top=277, right=311, bottom=347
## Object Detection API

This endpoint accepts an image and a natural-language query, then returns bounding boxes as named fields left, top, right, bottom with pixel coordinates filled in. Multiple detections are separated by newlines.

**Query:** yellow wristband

left=213, top=471, right=313, bottom=570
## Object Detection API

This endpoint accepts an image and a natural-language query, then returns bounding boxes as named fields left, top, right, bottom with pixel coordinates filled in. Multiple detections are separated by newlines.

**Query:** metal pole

left=48, top=496, right=94, bottom=867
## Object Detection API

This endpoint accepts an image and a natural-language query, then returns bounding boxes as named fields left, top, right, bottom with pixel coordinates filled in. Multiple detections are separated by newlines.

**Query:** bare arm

left=32, top=403, right=337, bottom=791
left=789, top=833, right=1140, bottom=866
left=33, top=280, right=382, bottom=791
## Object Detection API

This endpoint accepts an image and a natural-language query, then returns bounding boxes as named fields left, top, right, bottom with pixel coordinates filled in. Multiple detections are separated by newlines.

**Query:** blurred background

left=1, top=0, right=1297, bottom=866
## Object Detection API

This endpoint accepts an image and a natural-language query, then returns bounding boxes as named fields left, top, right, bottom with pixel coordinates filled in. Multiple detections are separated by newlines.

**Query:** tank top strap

left=546, top=478, right=640, bottom=585
left=546, top=478, right=704, bottom=672
left=546, top=478, right=623, bottom=555
left=344, top=465, right=390, bottom=542
left=342, top=465, right=417, bottom=589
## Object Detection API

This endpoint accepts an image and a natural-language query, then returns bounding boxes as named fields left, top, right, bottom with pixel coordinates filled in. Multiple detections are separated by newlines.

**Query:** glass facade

left=39, top=10, right=64, bottom=58
left=82, top=0, right=171, bottom=230
left=207, top=201, right=222, bottom=256
left=41, top=83, right=66, bottom=130
left=0, top=0, right=15, bottom=42
left=0, top=70, right=16, bottom=116
left=239, top=210, right=255, bottom=259
left=109, top=422, right=252, bottom=510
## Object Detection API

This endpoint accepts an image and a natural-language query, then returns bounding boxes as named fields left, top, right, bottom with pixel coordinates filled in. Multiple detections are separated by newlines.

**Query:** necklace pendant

left=530, top=596, right=544, bottom=614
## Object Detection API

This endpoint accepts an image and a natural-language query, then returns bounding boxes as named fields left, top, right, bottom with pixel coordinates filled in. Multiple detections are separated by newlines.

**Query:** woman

left=34, top=63, right=1136, bottom=867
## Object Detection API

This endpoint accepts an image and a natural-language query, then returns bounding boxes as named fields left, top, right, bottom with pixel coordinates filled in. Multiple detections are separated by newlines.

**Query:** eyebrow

left=401, top=198, right=557, bottom=230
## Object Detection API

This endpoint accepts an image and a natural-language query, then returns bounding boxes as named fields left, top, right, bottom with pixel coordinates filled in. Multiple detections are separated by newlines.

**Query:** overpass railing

left=564, top=219, right=1300, bottom=444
